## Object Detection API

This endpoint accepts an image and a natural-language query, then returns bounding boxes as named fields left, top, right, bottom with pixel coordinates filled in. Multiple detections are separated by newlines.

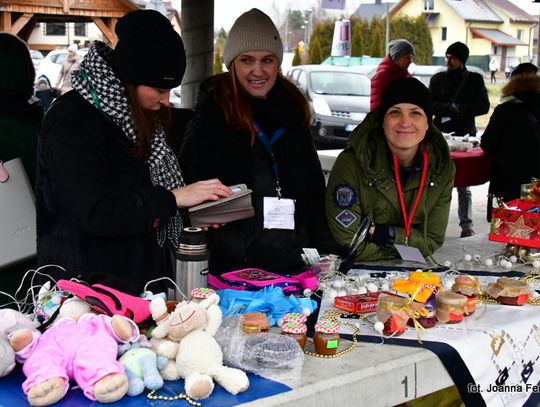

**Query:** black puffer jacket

left=36, top=91, right=178, bottom=293
left=180, top=76, right=340, bottom=275
left=481, top=74, right=540, bottom=204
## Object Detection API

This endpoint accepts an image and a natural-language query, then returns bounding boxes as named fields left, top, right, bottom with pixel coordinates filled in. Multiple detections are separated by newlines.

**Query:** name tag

left=263, top=197, right=295, bottom=230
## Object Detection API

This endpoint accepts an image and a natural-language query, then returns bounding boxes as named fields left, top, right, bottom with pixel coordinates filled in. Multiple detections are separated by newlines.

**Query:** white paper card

left=394, top=244, right=427, bottom=264
left=263, top=197, right=295, bottom=230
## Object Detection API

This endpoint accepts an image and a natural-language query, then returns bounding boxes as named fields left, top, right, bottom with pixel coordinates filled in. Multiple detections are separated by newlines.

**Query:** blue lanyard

left=253, top=120, right=286, bottom=198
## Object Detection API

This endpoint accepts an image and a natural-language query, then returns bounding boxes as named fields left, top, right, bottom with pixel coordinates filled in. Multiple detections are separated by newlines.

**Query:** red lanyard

left=392, top=149, right=429, bottom=245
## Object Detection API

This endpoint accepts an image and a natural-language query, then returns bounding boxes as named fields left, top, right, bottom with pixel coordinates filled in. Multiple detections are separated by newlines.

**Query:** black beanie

left=446, top=41, right=469, bottom=65
left=379, top=77, right=432, bottom=125
left=511, top=62, right=538, bottom=77
left=112, top=10, right=186, bottom=89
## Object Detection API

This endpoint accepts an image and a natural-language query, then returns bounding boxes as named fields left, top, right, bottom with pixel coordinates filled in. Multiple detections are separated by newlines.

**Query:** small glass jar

left=283, top=312, right=307, bottom=324
left=376, top=294, right=409, bottom=336
left=281, top=322, right=308, bottom=349
left=486, top=277, right=532, bottom=306
left=451, top=275, right=479, bottom=316
left=313, top=321, right=340, bottom=356
left=407, top=293, right=437, bottom=329
left=436, top=291, right=468, bottom=324
left=242, top=312, right=269, bottom=333
left=190, top=287, right=215, bottom=302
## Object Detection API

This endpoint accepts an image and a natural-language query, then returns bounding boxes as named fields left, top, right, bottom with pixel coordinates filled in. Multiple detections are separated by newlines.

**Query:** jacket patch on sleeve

left=334, top=184, right=356, bottom=209
left=335, top=209, right=357, bottom=228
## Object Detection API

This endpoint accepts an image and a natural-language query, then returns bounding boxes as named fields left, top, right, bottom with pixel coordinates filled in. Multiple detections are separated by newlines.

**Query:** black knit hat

left=446, top=41, right=469, bottom=65
left=0, top=33, right=35, bottom=99
left=112, top=10, right=186, bottom=89
left=379, top=77, right=433, bottom=125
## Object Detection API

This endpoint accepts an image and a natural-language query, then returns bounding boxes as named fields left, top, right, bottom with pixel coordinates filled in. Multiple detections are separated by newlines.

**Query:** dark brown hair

left=124, top=83, right=171, bottom=160
left=214, top=65, right=310, bottom=144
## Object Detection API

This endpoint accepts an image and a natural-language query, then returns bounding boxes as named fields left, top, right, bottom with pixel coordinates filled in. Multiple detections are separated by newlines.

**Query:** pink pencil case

left=208, top=268, right=318, bottom=294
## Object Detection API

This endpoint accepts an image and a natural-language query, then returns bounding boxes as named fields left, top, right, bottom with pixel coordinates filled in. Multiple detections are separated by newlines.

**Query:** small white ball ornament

left=509, top=255, right=518, bottom=264
left=464, top=254, right=472, bottom=262
left=357, top=286, right=368, bottom=295
left=374, top=321, right=385, bottom=334
left=443, top=260, right=452, bottom=268
left=303, top=288, right=312, bottom=297
left=366, top=283, right=379, bottom=292
left=483, top=258, right=493, bottom=267
left=302, top=307, right=311, bottom=316
left=533, top=260, right=540, bottom=269
left=503, top=261, right=512, bottom=269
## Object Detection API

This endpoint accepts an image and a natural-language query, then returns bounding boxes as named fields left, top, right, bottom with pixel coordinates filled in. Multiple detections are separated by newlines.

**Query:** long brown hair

left=124, top=83, right=171, bottom=160
left=214, top=65, right=311, bottom=144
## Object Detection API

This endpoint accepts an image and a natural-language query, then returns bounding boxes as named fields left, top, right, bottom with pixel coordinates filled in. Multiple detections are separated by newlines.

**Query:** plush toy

left=0, top=309, right=39, bottom=377
left=149, top=293, right=250, bottom=400
left=9, top=296, right=140, bottom=406
left=117, top=336, right=168, bottom=396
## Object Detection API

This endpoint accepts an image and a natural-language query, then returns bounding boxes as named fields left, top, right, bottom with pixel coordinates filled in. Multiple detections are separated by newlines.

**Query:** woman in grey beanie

left=180, top=8, right=343, bottom=276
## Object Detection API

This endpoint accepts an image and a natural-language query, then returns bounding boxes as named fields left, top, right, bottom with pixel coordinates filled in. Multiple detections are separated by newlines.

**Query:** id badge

left=263, top=197, right=295, bottom=230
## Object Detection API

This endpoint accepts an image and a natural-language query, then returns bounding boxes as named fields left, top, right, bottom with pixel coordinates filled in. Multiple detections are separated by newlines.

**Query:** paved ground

left=446, top=182, right=491, bottom=239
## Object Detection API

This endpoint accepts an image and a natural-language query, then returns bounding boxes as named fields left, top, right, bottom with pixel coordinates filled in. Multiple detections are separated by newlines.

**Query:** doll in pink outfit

left=10, top=300, right=139, bottom=406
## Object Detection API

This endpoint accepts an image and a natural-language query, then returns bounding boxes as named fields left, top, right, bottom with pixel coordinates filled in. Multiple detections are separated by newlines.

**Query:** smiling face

left=232, top=51, right=279, bottom=98
left=135, top=85, right=170, bottom=110
left=383, top=103, right=429, bottom=166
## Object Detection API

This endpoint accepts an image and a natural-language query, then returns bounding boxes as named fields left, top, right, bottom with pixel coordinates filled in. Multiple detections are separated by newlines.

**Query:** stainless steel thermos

left=175, top=227, right=209, bottom=299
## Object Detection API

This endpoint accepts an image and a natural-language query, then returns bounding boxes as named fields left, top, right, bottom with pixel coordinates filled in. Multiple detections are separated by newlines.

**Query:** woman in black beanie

left=326, top=77, right=455, bottom=261
left=35, top=10, right=231, bottom=294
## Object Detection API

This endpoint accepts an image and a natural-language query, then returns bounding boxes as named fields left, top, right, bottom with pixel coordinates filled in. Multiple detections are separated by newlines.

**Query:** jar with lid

left=486, top=277, right=532, bottom=306
left=376, top=294, right=409, bottom=336
left=242, top=312, right=269, bottom=334
left=281, top=322, right=307, bottom=349
left=283, top=312, right=307, bottom=325
left=436, top=291, right=468, bottom=323
left=190, top=287, right=215, bottom=303
left=313, top=321, right=340, bottom=356
left=451, top=275, right=478, bottom=316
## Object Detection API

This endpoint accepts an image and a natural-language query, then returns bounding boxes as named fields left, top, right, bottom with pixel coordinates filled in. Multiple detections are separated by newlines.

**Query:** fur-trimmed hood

left=502, top=74, right=540, bottom=99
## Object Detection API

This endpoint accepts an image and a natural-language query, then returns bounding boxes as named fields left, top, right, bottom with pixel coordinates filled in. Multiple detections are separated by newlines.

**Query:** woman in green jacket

left=326, top=77, right=455, bottom=261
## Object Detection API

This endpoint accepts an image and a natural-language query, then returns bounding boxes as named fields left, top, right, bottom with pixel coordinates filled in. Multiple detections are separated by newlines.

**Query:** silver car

left=287, top=65, right=371, bottom=149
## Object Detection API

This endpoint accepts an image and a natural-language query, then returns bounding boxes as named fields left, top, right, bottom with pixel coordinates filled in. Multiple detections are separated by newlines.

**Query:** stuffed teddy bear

left=0, top=309, right=39, bottom=377
left=117, top=336, right=167, bottom=396
left=149, top=292, right=250, bottom=400
left=9, top=296, right=140, bottom=406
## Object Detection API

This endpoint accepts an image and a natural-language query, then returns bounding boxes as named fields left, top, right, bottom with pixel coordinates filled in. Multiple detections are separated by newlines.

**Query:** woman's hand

left=172, top=179, right=231, bottom=208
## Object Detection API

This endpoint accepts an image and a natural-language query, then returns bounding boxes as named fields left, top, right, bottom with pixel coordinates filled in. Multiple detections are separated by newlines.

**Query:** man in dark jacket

left=429, top=41, right=490, bottom=237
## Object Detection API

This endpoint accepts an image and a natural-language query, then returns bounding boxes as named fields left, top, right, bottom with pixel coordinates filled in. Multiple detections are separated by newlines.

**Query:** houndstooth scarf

left=71, top=41, right=184, bottom=248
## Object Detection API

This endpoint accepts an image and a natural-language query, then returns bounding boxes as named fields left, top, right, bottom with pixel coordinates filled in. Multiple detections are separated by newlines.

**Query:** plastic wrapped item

left=215, top=315, right=304, bottom=383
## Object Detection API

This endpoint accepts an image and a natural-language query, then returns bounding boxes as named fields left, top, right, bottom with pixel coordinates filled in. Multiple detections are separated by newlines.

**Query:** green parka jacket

left=325, top=111, right=455, bottom=261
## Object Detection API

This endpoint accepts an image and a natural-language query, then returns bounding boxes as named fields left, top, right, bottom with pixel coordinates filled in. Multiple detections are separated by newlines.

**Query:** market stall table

left=2, top=236, right=537, bottom=407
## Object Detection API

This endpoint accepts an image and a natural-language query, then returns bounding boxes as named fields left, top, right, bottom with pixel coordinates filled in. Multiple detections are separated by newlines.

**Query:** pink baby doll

left=10, top=297, right=140, bottom=406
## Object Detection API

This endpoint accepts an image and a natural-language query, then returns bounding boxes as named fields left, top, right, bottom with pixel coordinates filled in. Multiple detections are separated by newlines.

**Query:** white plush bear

left=149, top=293, right=249, bottom=400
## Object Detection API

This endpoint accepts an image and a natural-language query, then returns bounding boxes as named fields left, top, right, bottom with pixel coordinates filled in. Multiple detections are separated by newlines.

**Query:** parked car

left=408, top=63, right=486, bottom=86
left=35, top=48, right=88, bottom=88
left=286, top=65, right=371, bottom=149
left=30, top=50, right=44, bottom=69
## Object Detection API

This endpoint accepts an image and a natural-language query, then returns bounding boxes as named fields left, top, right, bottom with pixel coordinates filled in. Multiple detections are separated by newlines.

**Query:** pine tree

left=292, top=46, right=302, bottom=66
left=369, top=18, right=385, bottom=57
left=351, top=20, right=363, bottom=56
left=213, top=44, right=223, bottom=74
left=308, top=36, right=323, bottom=64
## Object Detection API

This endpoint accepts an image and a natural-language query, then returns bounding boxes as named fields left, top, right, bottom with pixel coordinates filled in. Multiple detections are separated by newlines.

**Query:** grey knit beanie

left=389, top=39, right=415, bottom=62
left=223, top=8, right=283, bottom=68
